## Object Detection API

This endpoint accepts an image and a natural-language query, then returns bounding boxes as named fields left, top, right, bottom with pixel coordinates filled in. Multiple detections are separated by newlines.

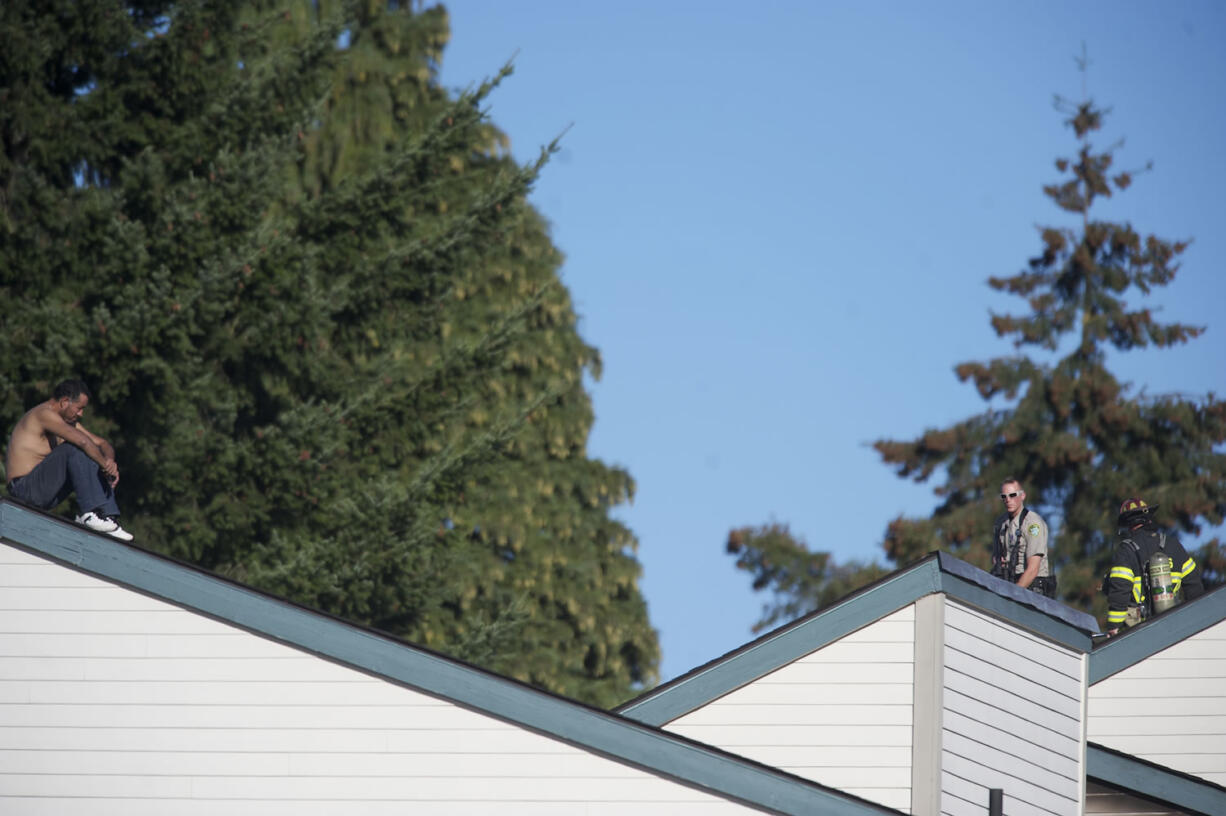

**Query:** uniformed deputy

left=1105, top=497, right=1204, bottom=635
left=991, top=477, right=1056, bottom=597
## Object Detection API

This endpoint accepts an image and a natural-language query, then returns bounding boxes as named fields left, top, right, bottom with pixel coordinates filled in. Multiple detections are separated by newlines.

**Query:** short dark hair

left=52, top=379, right=91, bottom=402
left=1000, top=476, right=1022, bottom=489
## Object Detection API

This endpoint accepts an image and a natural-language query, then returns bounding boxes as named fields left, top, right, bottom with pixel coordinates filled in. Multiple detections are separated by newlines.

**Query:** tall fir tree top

left=728, top=61, right=1225, bottom=629
left=986, top=74, right=1203, bottom=360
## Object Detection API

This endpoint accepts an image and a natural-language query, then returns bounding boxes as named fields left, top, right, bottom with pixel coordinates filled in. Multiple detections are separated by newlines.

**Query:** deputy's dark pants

left=7, top=444, right=121, bottom=517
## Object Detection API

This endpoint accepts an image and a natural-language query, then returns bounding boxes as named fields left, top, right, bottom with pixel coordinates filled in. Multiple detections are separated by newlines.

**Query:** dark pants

left=7, top=443, right=120, bottom=517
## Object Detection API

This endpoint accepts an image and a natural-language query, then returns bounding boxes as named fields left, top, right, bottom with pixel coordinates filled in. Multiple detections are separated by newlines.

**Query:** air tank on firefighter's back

left=1147, top=551, right=1178, bottom=614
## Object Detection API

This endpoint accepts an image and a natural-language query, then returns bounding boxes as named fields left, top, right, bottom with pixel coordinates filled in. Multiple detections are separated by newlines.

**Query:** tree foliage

left=728, top=73, right=1226, bottom=628
left=726, top=524, right=889, bottom=632
left=0, top=0, right=657, bottom=706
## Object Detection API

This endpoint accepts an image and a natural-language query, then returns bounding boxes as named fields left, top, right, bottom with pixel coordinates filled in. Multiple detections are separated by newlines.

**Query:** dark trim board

left=934, top=551, right=1099, bottom=635
left=619, top=564, right=939, bottom=725
left=619, top=551, right=1097, bottom=726
left=1090, top=586, right=1226, bottom=684
left=0, top=499, right=900, bottom=816
left=1087, top=742, right=1226, bottom=816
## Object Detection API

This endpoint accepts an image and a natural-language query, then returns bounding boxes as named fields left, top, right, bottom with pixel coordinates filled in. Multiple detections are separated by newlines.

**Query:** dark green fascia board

left=1090, top=586, right=1226, bottom=684
left=620, top=552, right=1095, bottom=727
left=618, top=557, right=944, bottom=725
left=934, top=551, right=1099, bottom=637
left=0, top=500, right=898, bottom=816
left=1087, top=742, right=1226, bottom=816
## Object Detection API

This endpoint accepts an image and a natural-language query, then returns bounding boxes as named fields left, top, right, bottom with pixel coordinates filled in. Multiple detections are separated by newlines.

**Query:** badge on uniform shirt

left=1028, top=523, right=1040, bottom=537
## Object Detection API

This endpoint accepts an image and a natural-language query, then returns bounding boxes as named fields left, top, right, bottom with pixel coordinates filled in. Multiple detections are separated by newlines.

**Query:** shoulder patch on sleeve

left=1028, top=523, right=1041, bottom=537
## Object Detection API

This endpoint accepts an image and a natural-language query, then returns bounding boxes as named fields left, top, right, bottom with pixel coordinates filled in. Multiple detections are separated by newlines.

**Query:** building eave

left=0, top=499, right=900, bottom=816
left=620, top=550, right=1096, bottom=726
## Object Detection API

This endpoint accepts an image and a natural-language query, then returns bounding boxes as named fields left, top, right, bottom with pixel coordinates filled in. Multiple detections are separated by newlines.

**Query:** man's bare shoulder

left=6, top=402, right=56, bottom=480
left=13, top=402, right=58, bottom=434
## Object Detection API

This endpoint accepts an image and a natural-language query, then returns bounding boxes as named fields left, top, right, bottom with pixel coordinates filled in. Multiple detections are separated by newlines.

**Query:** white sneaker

left=76, top=512, right=118, bottom=533
left=76, top=512, right=134, bottom=541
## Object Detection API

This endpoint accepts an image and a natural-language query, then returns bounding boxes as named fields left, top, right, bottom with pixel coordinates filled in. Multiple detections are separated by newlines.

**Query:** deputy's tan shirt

left=995, top=508, right=1050, bottom=578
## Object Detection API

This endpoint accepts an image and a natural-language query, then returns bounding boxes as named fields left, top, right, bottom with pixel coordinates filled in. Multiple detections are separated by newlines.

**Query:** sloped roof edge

left=1090, top=585, right=1226, bottom=684
left=619, top=552, right=1096, bottom=726
left=0, top=500, right=900, bottom=816
left=1087, top=741, right=1226, bottom=816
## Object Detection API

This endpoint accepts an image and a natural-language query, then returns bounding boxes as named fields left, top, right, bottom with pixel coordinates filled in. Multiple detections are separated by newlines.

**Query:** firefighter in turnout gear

left=991, top=478, right=1056, bottom=598
left=1105, top=497, right=1204, bottom=635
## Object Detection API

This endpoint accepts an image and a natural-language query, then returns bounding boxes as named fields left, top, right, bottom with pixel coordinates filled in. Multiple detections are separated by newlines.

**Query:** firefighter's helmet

left=1118, top=496, right=1157, bottom=526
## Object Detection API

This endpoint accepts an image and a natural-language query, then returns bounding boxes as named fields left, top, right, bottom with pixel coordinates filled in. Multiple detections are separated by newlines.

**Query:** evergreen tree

left=0, top=0, right=657, bottom=706
left=726, top=524, right=889, bottom=632
left=250, top=1, right=656, bottom=702
left=727, top=71, right=1226, bottom=627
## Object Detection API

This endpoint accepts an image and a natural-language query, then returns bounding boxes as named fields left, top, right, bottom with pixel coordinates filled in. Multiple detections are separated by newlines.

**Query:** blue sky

left=437, top=1, right=1226, bottom=682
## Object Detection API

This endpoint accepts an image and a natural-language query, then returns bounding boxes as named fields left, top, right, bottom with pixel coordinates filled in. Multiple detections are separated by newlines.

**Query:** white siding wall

left=665, top=605, right=916, bottom=812
left=940, top=601, right=1085, bottom=816
left=1088, top=619, right=1226, bottom=787
left=0, top=545, right=756, bottom=816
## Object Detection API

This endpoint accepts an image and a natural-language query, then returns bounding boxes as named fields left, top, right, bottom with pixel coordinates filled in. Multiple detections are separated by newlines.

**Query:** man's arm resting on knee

left=77, top=424, right=115, bottom=461
left=43, top=413, right=116, bottom=474
left=75, top=423, right=119, bottom=485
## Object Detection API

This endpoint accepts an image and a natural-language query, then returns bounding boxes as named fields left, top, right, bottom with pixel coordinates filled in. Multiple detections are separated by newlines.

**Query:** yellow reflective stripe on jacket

left=1107, top=609, right=1128, bottom=624
left=1109, top=565, right=1145, bottom=603
left=1172, top=557, right=1196, bottom=592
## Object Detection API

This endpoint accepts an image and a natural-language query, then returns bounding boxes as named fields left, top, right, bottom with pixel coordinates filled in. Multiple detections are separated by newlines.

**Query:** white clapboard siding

left=665, top=604, right=916, bottom=813
left=0, top=546, right=755, bottom=815
left=940, top=601, right=1085, bottom=816
left=1089, top=618, right=1226, bottom=786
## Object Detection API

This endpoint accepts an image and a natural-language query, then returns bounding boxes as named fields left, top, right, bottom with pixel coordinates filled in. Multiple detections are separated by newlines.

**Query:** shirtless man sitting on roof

left=5, top=379, right=133, bottom=541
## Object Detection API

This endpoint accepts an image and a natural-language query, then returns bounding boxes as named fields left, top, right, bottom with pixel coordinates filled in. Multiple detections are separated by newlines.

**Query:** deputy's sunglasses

left=1000, top=491, right=1021, bottom=500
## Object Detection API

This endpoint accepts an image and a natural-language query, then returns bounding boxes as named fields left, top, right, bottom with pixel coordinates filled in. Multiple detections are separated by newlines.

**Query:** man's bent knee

left=61, top=444, right=94, bottom=463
